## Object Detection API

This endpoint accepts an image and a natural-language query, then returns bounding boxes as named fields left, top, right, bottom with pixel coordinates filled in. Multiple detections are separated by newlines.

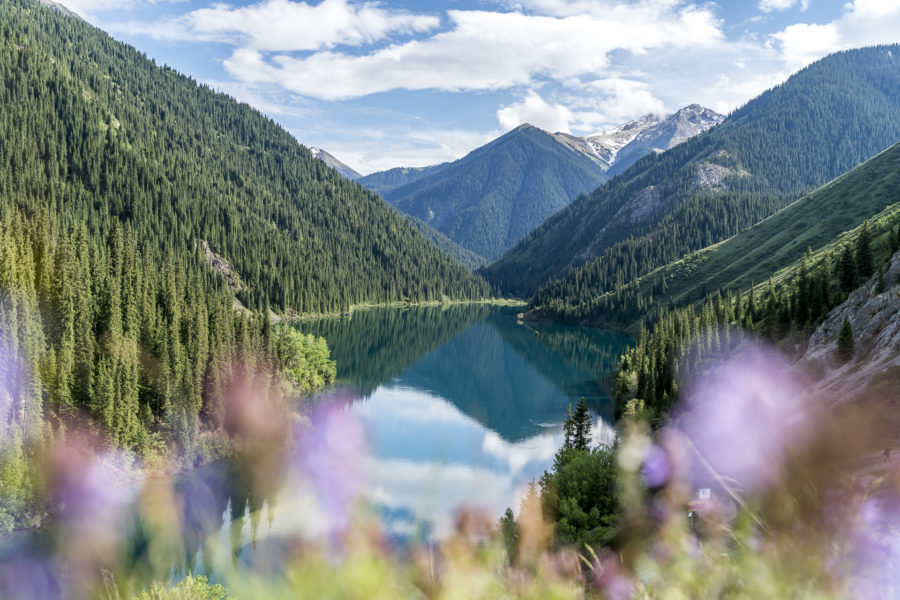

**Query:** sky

left=61, top=0, right=900, bottom=174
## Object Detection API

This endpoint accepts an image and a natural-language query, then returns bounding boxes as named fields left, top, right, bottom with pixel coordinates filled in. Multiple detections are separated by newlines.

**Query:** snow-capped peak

left=582, top=113, right=669, bottom=165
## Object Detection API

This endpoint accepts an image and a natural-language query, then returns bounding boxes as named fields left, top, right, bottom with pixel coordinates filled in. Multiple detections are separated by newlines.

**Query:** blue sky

left=64, top=0, right=900, bottom=174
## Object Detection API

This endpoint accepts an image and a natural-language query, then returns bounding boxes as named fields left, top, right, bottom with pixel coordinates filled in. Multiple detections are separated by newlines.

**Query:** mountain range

left=0, top=0, right=488, bottom=317
left=484, top=45, right=900, bottom=299
left=552, top=104, right=723, bottom=176
left=356, top=105, right=721, bottom=261
left=529, top=139, right=900, bottom=327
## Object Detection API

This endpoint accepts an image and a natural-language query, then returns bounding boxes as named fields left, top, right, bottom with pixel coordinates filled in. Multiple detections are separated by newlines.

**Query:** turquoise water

left=300, top=304, right=632, bottom=539
left=0, top=305, right=631, bottom=587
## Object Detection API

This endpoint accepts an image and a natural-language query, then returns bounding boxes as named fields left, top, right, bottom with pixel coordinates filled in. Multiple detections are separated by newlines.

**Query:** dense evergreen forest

left=360, top=124, right=608, bottom=260
left=614, top=215, right=900, bottom=426
left=0, top=0, right=488, bottom=318
left=483, top=45, right=900, bottom=299
left=0, top=204, right=337, bottom=531
left=402, top=214, right=489, bottom=270
left=0, top=0, right=487, bottom=532
left=527, top=140, right=900, bottom=327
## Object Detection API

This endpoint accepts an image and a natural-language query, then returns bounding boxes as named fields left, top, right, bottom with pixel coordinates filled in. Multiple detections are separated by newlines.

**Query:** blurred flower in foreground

left=845, top=490, right=900, bottom=598
left=296, top=397, right=367, bottom=540
left=0, top=557, right=61, bottom=600
left=675, top=341, right=813, bottom=493
left=45, top=437, right=139, bottom=599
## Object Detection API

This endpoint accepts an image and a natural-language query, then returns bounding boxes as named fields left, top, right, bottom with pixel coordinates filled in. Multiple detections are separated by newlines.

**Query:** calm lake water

left=300, top=305, right=632, bottom=540
left=0, top=304, right=631, bottom=589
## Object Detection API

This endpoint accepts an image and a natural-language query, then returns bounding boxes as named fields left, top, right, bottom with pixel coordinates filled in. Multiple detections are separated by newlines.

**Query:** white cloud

left=497, top=91, right=574, bottom=133
left=771, top=22, right=841, bottom=69
left=770, top=0, right=900, bottom=69
left=220, top=5, right=723, bottom=100
left=569, top=78, right=667, bottom=131
left=702, top=70, right=789, bottom=115
left=758, top=0, right=808, bottom=13
left=317, top=127, right=500, bottom=174
left=116, top=0, right=439, bottom=51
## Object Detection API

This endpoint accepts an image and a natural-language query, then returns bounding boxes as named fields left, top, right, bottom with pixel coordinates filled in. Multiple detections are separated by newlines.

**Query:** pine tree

left=499, top=508, right=518, bottom=562
left=855, top=220, right=874, bottom=280
left=839, top=245, right=857, bottom=293
left=837, top=318, right=854, bottom=363
left=796, top=252, right=811, bottom=325
left=570, top=398, right=592, bottom=451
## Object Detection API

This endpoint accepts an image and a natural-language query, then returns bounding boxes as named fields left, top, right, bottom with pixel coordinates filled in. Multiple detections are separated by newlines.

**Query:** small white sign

left=698, top=488, right=711, bottom=500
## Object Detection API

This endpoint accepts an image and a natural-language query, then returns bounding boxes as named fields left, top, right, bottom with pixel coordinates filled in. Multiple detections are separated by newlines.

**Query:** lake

left=299, top=304, right=632, bottom=540
left=0, top=304, right=631, bottom=588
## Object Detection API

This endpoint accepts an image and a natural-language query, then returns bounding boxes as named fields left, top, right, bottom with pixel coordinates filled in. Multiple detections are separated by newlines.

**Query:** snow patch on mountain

left=306, top=146, right=362, bottom=180
left=583, top=113, right=669, bottom=165
left=554, top=105, right=724, bottom=174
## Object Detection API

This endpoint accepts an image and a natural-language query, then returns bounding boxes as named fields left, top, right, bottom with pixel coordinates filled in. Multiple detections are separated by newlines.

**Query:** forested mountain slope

left=527, top=140, right=900, bottom=327
left=613, top=209, right=900, bottom=425
left=0, top=0, right=487, bottom=529
left=357, top=163, right=448, bottom=198
left=360, top=124, right=609, bottom=260
left=0, top=0, right=488, bottom=317
left=484, top=45, right=900, bottom=297
left=402, top=215, right=489, bottom=270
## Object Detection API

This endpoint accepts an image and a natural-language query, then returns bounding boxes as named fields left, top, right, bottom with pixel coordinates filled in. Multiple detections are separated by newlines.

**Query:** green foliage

left=0, top=0, right=370, bottom=530
left=856, top=220, right=874, bottom=279
left=485, top=45, right=900, bottom=298
left=562, top=398, right=592, bottom=451
left=134, top=575, right=230, bottom=600
left=840, top=244, right=858, bottom=293
left=552, top=447, right=616, bottom=543
left=535, top=403, right=618, bottom=546
left=362, top=125, right=608, bottom=260
left=498, top=507, right=518, bottom=561
left=613, top=211, right=900, bottom=422
left=837, top=317, right=854, bottom=363
left=0, top=0, right=488, bottom=319
left=274, top=326, right=336, bottom=393
left=526, top=140, right=900, bottom=328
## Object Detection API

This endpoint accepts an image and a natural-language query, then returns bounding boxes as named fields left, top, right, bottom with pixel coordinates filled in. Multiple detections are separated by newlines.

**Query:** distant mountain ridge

left=528, top=139, right=900, bottom=327
left=307, top=146, right=362, bottom=180
left=360, top=124, right=610, bottom=260
left=357, top=107, right=719, bottom=261
left=552, top=105, right=723, bottom=175
left=484, top=45, right=900, bottom=298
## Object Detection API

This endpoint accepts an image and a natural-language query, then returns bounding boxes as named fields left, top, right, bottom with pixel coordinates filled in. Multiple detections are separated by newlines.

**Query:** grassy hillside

left=361, top=124, right=609, bottom=260
left=527, top=141, right=900, bottom=329
left=484, top=45, right=900, bottom=298
left=643, top=145, right=900, bottom=308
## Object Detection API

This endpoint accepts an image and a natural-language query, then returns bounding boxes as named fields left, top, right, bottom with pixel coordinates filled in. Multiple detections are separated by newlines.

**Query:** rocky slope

left=802, top=249, right=900, bottom=404
left=552, top=105, right=723, bottom=175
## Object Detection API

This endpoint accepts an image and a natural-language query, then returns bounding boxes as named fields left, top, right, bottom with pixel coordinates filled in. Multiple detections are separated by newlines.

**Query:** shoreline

left=285, top=297, right=526, bottom=322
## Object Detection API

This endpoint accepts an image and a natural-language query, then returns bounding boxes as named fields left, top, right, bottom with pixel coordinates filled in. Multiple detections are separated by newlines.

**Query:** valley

left=1, top=0, right=900, bottom=598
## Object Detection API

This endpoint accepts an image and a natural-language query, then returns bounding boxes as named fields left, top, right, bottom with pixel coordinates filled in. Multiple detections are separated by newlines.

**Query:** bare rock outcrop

left=800, top=250, right=900, bottom=404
